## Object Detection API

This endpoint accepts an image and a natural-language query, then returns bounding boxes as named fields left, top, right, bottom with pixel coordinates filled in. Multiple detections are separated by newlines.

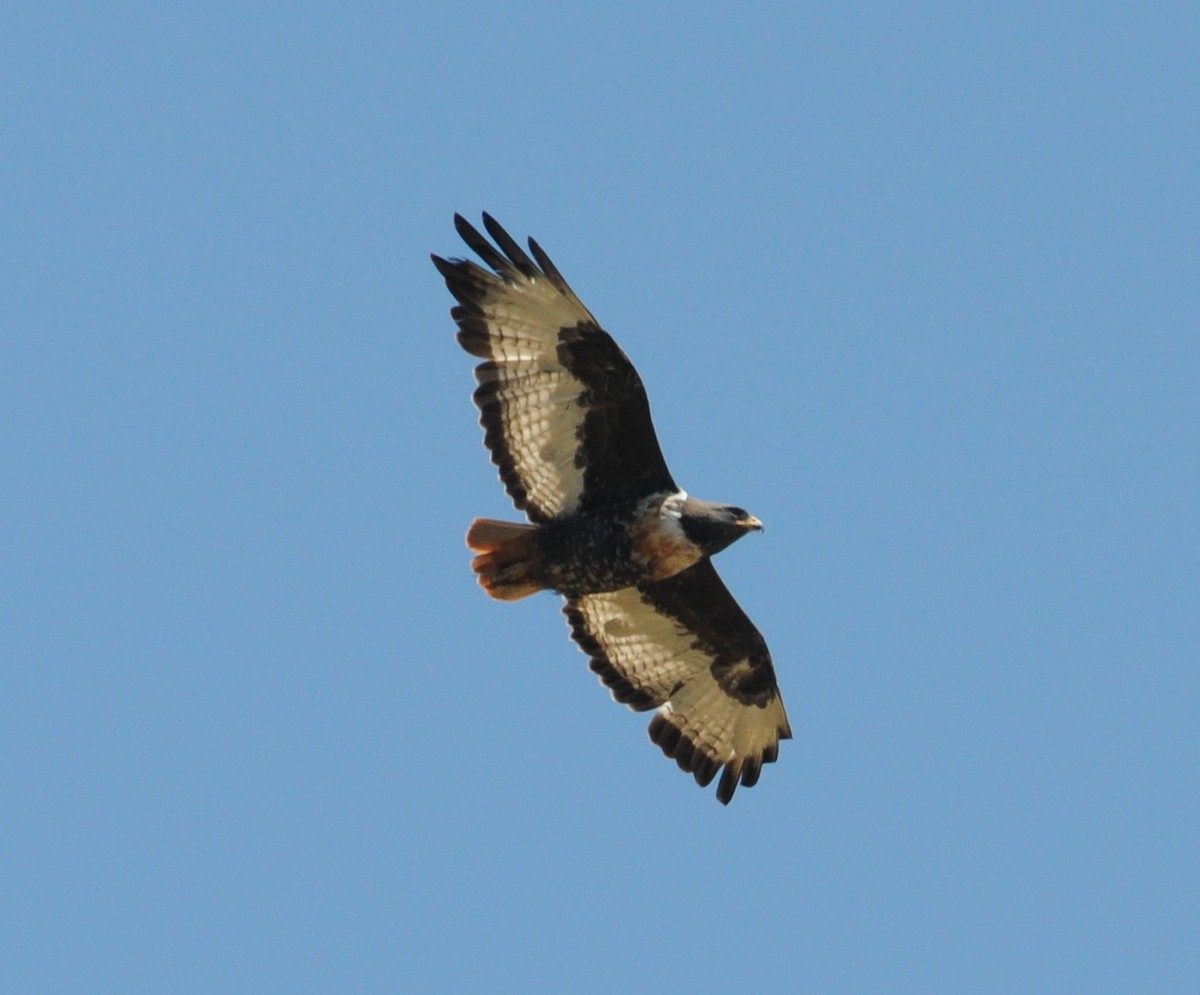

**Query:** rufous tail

left=465, top=518, right=543, bottom=601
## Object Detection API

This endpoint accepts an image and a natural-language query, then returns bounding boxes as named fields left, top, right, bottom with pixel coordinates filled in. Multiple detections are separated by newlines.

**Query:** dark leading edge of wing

left=432, top=214, right=678, bottom=520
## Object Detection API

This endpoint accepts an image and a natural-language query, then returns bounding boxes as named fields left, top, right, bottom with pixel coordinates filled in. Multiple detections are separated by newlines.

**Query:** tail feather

left=465, top=518, right=543, bottom=601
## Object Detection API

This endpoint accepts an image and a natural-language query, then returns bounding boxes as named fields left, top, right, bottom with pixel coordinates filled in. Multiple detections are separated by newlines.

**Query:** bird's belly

left=535, top=512, right=643, bottom=595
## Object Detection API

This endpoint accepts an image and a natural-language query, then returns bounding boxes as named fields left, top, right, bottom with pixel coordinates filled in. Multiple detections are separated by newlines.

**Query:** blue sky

left=4, top=3, right=1197, bottom=992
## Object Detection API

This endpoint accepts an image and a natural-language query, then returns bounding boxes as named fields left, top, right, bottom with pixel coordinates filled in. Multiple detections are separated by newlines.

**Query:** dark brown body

left=467, top=492, right=702, bottom=600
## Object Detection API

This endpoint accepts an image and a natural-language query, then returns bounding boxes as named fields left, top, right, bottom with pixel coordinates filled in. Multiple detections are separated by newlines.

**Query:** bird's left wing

left=565, top=559, right=791, bottom=804
left=433, top=214, right=677, bottom=523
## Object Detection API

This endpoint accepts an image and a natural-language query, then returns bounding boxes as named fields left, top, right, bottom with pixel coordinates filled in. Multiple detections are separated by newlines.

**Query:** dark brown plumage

left=434, top=214, right=791, bottom=804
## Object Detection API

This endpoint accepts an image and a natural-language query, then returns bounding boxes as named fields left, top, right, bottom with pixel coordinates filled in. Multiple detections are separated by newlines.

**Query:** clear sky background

left=4, top=4, right=1197, bottom=992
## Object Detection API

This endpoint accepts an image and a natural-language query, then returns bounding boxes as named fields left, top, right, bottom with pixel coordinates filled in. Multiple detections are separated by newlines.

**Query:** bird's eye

left=730, top=507, right=748, bottom=519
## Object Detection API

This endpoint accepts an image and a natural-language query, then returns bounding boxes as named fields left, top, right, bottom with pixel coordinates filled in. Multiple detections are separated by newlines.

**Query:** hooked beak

left=736, top=515, right=764, bottom=533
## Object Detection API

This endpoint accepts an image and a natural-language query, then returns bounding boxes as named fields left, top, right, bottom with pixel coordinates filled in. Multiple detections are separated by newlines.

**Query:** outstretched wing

left=564, top=559, right=791, bottom=804
left=433, top=214, right=677, bottom=523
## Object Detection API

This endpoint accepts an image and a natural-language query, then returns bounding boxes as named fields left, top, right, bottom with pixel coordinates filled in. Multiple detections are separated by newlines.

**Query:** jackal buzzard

left=433, top=214, right=791, bottom=804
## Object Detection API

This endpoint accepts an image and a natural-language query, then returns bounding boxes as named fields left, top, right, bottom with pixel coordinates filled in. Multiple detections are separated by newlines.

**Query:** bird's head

left=678, top=497, right=764, bottom=557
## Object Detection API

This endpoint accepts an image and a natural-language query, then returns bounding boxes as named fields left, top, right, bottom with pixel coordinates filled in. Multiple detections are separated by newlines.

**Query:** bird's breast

left=630, top=499, right=704, bottom=582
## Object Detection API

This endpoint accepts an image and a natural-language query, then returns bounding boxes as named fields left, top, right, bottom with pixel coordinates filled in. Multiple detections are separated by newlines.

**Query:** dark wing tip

left=648, top=710, right=782, bottom=805
left=649, top=713, right=739, bottom=803
left=481, top=213, right=539, bottom=278
left=527, top=236, right=571, bottom=292
left=648, top=712, right=681, bottom=754
left=690, top=753, right=721, bottom=788
left=449, top=212, right=545, bottom=280
left=716, top=765, right=739, bottom=805
left=739, top=755, right=763, bottom=789
left=452, top=213, right=510, bottom=273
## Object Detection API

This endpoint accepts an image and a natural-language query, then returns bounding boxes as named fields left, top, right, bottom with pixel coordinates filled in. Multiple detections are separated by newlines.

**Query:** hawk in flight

left=433, top=214, right=790, bottom=804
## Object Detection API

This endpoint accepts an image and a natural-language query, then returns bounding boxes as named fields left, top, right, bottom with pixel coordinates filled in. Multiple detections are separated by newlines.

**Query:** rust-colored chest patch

left=631, top=510, right=703, bottom=582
